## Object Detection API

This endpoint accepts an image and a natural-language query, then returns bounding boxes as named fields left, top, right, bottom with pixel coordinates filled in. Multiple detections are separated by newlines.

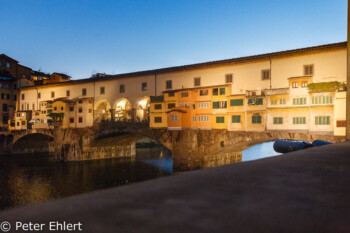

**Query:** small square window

left=51, top=91, right=55, bottom=98
left=262, top=69, right=270, bottom=80
left=66, top=90, right=70, bottom=97
left=304, top=64, right=314, bottom=76
left=166, top=80, right=172, bottom=89
left=225, top=74, right=233, bottom=83
left=194, top=77, right=201, bottom=87
left=120, top=84, right=125, bottom=93
left=82, top=88, right=87, bottom=96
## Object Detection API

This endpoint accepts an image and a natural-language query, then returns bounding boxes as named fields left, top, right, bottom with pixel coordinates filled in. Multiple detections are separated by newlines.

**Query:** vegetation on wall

left=307, top=81, right=346, bottom=92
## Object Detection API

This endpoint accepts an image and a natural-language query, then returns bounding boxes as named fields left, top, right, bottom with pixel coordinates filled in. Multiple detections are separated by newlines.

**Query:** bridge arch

left=94, top=99, right=111, bottom=122
left=134, top=96, right=150, bottom=121
left=113, top=98, right=132, bottom=121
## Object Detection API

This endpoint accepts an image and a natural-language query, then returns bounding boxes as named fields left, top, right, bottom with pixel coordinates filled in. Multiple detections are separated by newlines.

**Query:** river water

left=0, top=141, right=279, bottom=210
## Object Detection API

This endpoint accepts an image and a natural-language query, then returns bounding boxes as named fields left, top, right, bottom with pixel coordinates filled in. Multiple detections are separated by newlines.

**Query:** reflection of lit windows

left=171, top=115, right=178, bottom=122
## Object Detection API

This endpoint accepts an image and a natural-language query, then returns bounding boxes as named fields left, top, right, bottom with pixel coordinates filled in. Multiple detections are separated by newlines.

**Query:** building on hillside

left=0, top=54, right=33, bottom=131
left=43, top=72, right=70, bottom=84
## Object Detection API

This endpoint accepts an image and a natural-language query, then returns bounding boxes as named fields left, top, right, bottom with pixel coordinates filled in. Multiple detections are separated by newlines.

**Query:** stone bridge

left=8, top=122, right=344, bottom=171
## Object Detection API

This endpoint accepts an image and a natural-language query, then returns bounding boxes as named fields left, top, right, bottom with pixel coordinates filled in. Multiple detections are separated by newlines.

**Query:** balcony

left=264, top=88, right=289, bottom=96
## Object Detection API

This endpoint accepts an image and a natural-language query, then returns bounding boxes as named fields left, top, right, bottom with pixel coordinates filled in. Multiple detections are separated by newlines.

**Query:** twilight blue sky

left=0, top=0, right=347, bottom=80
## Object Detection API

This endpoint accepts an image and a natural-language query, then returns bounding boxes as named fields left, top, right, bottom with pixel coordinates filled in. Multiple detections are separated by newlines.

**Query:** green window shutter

left=232, top=115, right=240, bottom=123
left=248, top=99, right=254, bottom=105
left=220, top=88, right=226, bottom=95
left=257, top=98, right=263, bottom=105
left=231, top=99, right=243, bottom=106
left=257, top=116, right=262, bottom=123
left=213, top=102, right=219, bottom=109
left=223, top=101, right=227, bottom=108
left=326, top=116, right=330, bottom=125
left=252, top=116, right=256, bottom=124
left=216, top=116, right=224, bottom=123
left=302, top=117, right=306, bottom=124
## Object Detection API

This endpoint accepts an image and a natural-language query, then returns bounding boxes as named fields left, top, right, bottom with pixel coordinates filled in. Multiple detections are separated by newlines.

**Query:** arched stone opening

left=134, top=96, right=150, bottom=122
left=113, top=98, right=132, bottom=121
left=94, top=100, right=111, bottom=122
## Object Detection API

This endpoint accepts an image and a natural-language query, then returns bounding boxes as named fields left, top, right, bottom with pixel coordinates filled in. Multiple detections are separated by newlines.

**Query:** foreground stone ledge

left=1, top=142, right=350, bottom=233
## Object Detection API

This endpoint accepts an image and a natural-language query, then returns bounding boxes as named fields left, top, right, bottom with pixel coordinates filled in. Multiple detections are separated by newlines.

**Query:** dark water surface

left=0, top=147, right=172, bottom=210
left=0, top=141, right=280, bottom=210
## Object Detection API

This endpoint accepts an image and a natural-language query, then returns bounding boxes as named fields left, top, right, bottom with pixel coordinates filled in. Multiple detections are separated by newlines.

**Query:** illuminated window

left=225, top=74, right=233, bottom=83
left=261, top=69, right=270, bottom=80
left=194, top=77, right=201, bottom=87
left=304, top=64, right=314, bottom=76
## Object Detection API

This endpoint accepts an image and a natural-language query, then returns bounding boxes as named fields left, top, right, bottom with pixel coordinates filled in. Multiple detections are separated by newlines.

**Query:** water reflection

left=0, top=146, right=172, bottom=210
